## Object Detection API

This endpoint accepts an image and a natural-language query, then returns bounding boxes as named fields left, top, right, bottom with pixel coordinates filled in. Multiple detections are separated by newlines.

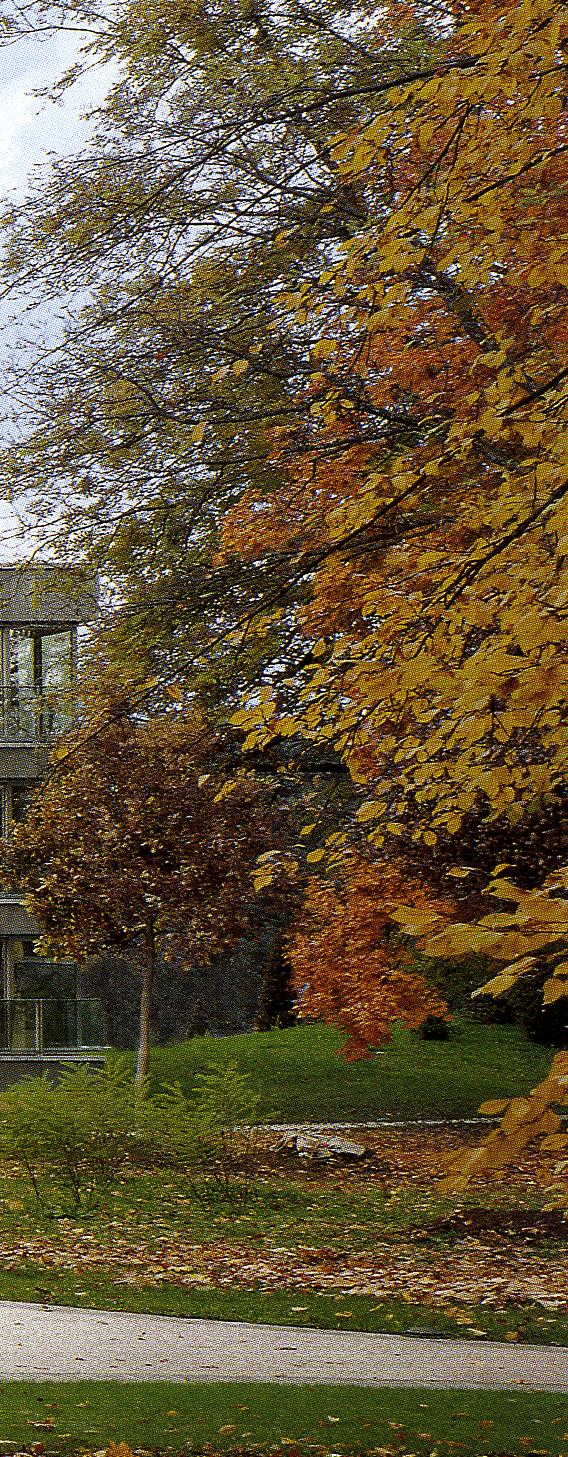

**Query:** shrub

left=153, top=1060, right=261, bottom=1201
left=0, top=1058, right=143, bottom=1215
left=0, top=1057, right=263, bottom=1215
left=416, top=1014, right=451, bottom=1041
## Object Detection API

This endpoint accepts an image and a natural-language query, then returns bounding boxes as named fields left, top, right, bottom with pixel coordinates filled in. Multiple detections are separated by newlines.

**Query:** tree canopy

left=225, top=0, right=566, bottom=855
left=0, top=0, right=432, bottom=698
left=0, top=0, right=566, bottom=1179
left=0, top=710, right=273, bottom=1079
left=224, top=0, right=568, bottom=1179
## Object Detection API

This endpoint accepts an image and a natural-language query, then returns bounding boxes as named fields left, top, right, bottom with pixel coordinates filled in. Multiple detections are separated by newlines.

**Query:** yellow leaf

left=313, top=338, right=336, bottom=360
left=392, top=906, right=445, bottom=936
left=252, top=871, right=274, bottom=890
left=485, top=878, right=523, bottom=901
left=357, top=803, right=381, bottom=822
left=425, top=926, right=485, bottom=956
left=543, top=977, right=568, bottom=1005
left=474, top=969, right=521, bottom=998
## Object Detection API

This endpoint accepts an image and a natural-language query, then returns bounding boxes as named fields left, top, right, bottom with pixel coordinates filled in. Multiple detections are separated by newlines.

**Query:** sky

left=0, top=26, right=109, bottom=559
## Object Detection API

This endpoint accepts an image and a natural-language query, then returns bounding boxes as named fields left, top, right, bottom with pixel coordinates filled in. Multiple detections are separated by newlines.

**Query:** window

left=11, top=783, right=36, bottom=825
left=11, top=940, right=78, bottom=998
left=3, top=629, right=73, bottom=738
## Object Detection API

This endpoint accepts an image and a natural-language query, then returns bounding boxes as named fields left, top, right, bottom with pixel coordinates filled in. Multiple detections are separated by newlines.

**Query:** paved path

left=1, top=1302, right=567, bottom=1388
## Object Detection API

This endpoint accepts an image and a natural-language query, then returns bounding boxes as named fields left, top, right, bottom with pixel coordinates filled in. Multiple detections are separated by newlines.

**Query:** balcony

left=0, top=998, right=106, bottom=1053
left=0, top=688, right=74, bottom=744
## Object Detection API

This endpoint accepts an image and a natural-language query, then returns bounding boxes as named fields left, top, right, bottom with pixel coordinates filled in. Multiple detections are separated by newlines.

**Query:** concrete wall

left=0, top=565, right=98, bottom=626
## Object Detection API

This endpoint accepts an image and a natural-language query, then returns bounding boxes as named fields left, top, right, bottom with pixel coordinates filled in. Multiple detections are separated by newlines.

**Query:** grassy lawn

left=144, top=1019, right=553, bottom=1122
left=0, top=1020, right=563, bottom=1354
left=0, top=1382, right=566, bottom=1456
left=0, top=1113, right=565, bottom=1347
left=0, top=1264, right=566, bottom=1348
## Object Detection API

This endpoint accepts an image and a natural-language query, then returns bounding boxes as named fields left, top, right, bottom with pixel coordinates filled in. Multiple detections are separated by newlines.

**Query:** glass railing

left=0, top=998, right=106, bottom=1052
left=0, top=688, right=74, bottom=743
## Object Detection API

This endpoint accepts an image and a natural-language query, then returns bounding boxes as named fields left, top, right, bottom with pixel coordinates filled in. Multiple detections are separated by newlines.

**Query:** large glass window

left=38, top=631, right=73, bottom=736
left=0, top=939, right=104, bottom=1050
left=11, top=939, right=78, bottom=998
left=7, top=630, right=35, bottom=737
left=2, top=629, right=73, bottom=738
left=41, top=632, right=72, bottom=692
left=11, top=783, right=36, bottom=825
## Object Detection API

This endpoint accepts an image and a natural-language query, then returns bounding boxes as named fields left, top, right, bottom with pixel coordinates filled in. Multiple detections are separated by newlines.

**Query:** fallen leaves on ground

left=0, top=1128, right=566, bottom=1314
left=2, top=1226, right=565, bottom=1311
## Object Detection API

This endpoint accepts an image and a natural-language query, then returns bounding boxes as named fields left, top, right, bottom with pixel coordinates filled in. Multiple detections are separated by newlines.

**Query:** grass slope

left=145, top=1020, right=553, bottom=1122
left=0, top=1382, right=566, bottom=1456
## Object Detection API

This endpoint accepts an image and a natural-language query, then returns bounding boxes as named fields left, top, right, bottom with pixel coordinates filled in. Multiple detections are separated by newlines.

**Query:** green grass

left=1, top=1264, right=567, bottom=1348
left=0, top=1018, right=562, bottom=1348
left=0, top=1382, right=566, bottom=1455
left=145, top=1019, right=553, bottom=1122
left=0, top=1020, right=561, bottom=1359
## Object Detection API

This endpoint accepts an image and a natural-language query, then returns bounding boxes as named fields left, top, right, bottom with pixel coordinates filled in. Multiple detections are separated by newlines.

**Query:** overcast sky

left=0, top=27, right=109, bottom=559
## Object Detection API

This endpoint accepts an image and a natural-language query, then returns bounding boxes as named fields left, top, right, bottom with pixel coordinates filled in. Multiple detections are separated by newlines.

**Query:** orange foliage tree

left=226, top=0, right=566, bottom=858
left=0, top=0, right=566, bottom=1178
left=224, top=0, right=568, bottom=1178
left=289, top=857, right=450, bottom=1059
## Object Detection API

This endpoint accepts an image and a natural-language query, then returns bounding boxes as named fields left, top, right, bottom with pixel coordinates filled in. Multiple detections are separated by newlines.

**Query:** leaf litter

left=0, top=1128, right=566, bottom=1316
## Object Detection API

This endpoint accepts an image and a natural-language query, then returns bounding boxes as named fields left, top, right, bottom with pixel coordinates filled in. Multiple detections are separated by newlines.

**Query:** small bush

left=416, top=1014, right=451, bottom=1041
left=0, top=1058, right=143, bottom=1215
left=153, top=1060, right=261, bottom=1201
left=0, top=1057, right=265, bottom=1214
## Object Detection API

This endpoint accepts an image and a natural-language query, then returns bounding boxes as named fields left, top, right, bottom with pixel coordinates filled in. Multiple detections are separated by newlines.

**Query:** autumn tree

left=224, top=0, right=566, bottom=919
left=289, top=856, right=450, bottom=1059
left=0, top=0, right=450, bottom=1061
left=0, top=0, right=433, bottom=704
left=0, top=710, right=272, bottom=1081
left=0, top=0, right=566, bottom=1174
left=224, top=0, right=566, bottom=844
left=222, top=0, right=568, bottom=1176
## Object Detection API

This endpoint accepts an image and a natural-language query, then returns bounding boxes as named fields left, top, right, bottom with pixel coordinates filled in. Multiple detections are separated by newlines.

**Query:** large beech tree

left=0, top=711, right=271, bottom=1081
left=0, top=0, right=429, bottom=703
left=0, top=0, right=566, bottom=1182
left=224, top=0, right=568, bottom=1182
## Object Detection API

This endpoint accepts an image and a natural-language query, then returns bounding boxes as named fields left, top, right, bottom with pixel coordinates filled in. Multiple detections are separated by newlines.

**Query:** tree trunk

left=255, top=940, right=296, bottom=1031
left=136, top=924, right=156, bottom=1086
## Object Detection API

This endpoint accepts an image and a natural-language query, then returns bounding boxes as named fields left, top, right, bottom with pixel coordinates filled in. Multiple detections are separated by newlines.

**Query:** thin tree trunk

left=136, top=923, right=156, bottom=1086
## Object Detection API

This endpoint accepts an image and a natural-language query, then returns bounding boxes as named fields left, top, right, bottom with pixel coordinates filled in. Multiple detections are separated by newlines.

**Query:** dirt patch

left=413, top=1206, right=568, bottom=1241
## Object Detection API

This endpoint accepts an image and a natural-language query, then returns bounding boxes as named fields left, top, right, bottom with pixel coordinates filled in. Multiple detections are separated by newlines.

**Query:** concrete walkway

left=0, top=1302, right=567, bottom=1388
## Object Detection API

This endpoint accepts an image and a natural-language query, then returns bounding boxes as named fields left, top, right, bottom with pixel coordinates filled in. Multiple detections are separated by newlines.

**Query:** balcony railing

left=0, top=688, right=74, bottom=743
left=0, top=998, right=106, bottom=1053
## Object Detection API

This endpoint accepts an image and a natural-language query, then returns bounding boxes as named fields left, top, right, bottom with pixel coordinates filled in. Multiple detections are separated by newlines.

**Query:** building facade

left=0, top=564, right=106, bottom=1078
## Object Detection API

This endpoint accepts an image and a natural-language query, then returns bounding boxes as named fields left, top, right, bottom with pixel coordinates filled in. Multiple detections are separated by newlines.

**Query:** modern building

left=0, top=563, right=107, bottom=1079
